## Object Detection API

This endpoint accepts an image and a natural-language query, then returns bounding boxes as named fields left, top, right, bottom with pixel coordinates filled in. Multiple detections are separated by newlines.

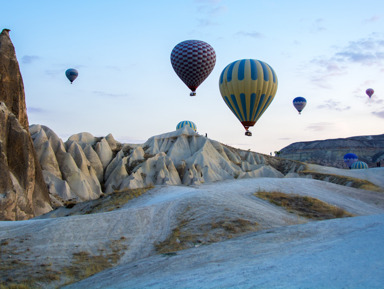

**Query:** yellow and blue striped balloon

left=176, top=120, right=197, bottom=132
left=351, top=161, right=368, bottom=169
left=219, top=59, right=278, bottom=135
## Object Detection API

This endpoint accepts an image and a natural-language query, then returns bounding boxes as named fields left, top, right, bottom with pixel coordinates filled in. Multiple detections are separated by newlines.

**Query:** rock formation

left=278, top=134, right=384, bottom=168
left=0, top=29, right=51, bottom=220
left=30, top=124, right=306, bottom=208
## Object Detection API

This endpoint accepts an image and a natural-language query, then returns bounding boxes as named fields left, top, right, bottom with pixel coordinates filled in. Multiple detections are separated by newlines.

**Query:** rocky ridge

left=31, top=124, right=307, bottom=207
left=278, top=134, right=384, bottom=168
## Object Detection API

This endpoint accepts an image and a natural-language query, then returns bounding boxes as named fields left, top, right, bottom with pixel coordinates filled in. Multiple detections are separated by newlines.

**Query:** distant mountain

left=278, top=134, right=384, bottom=168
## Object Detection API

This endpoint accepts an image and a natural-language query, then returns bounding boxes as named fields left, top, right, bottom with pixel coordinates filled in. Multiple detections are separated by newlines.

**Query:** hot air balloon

left=219, top=59, right=278, bottom=136
left=171, top=40, right=216, bottom=96
left=65, top=68, right=78, bottom=84
left=176, top=120, right=197, bottom=132
left=351, top=161, right=368, bottom=169
left=366, top=88, right=374, bottom=98
left=343, top=153, right=358, bottom=169
left=293, top=97, right=307, bottom=114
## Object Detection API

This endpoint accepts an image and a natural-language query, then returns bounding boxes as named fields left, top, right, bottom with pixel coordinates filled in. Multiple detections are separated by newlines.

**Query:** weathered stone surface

left=0, top=29, right=29, bottom=130
left=30, top=125, right=305, bottom=203
left=95, top=138, right=113, bottom=169
left=278, top=134, right=384, bottom=168
left=0, top=29, right=51, bottom=220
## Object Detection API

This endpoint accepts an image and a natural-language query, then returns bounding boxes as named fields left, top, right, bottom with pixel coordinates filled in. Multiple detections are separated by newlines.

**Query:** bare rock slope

left=0, top=29, right=51, bottom=220
left=278, top=134, right=384, bottom=168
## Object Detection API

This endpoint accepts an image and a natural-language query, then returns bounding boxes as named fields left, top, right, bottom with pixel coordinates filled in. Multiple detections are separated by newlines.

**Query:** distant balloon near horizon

left=219, top=59, right=278, bottom=137
left=170, top=40, right=216, bottom=96
left=293, top=97, right=307, bottom=114
left=343, top=153, right=358, bottom=169
left=351, top=161, right=368, bottom=170
left=65, top=68, right=78, bottom=84
left=366, top=88, right=374, bottom=98
left=176, top=120, right=197, bottom=132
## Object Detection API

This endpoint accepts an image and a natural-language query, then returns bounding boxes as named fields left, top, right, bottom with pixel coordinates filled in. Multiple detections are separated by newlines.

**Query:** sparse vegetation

left=155, top=207, right=259, bottom=254
left=255, top=191, right=354, bottom=220
left=299, top=170, right=383, bottom=191
left=57, top=186, right=154, bottom=216
left=62, top=238, right=126, bottom=284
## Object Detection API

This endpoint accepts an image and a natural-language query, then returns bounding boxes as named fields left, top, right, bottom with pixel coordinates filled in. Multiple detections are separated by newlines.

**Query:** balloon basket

left=245, top=131, right=252, bottom=137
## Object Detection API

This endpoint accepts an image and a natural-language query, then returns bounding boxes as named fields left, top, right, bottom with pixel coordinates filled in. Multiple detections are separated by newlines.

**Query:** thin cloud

left=309, top=59, right=347, bottom=88
left=317, top=99, right=351, bottom=111
left=364, top=15, right=381, bottom=23
left=235, top=31, right=264, bottom=39
left=45, top=69, right=63, bottom=77
left=310, top=18, right=326, bottom=33
left=195, top=0, right=227, bottom=27
left=306, top=122, right=334, bottom=131
left=308, top=34, right=384, bottom=87
left=92, top=91, right=130, bottom=98
left=22, top=55, right=40, bottom=64
left=334, top=36, right=384, bottom=66
left=27, top=107, right=46, bottom=114
left=372, top=108, right=384, bottom=118
left=372, top=110, right=384, bottom=118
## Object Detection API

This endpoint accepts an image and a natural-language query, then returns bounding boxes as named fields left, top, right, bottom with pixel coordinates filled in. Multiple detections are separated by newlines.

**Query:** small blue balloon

left=65, top=68, right=78, bottom=84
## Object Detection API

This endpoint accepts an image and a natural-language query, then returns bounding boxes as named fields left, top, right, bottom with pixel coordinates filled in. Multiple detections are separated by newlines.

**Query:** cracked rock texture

left=0, top=29, right=51, bottom=220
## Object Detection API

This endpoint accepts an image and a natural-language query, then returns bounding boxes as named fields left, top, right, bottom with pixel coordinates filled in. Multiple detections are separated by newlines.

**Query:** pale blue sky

left=2, top=0, right=384, bottom=154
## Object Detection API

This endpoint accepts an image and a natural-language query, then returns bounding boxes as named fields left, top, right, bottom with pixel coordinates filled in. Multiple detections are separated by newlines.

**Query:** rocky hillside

left=278, top=134, right=384, bottom=168
left=30, top=124, right=306, bottom=208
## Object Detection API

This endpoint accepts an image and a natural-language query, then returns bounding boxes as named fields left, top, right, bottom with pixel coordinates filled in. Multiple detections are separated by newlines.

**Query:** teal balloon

left=65, top=68, right=78, bottom=83
left=176, top=120, right=197, bottom=132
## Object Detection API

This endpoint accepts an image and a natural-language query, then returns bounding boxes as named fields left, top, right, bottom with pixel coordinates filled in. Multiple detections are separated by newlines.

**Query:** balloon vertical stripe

left=249, top=93, right=256, bottom=120
left=250, top=59, right=258, bottom=81
left=240, top=93, right=248, bottom=120
left=226, top=62, right=236, bottom=82
left=231, top=95, right=245, bottom=121
left=259, top=61, right=269, bottom=81
left=224, top=96, right=241, bottom=122
left=238, top=60, right=246, bottom=81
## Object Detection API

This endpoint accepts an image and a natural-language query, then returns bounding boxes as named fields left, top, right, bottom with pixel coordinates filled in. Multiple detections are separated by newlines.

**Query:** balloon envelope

left=293, top=97, right=307, bottom=114
left=351, top=161, right=368, bottom=169
left=343, top=153, right=358, bottom=168
left=219, top=59, right=278, bottom=135
left=366, top=88, right=374, bottom=98
left=171, top=40, right=216, bottom=96
left=65, top=68, right=78, bottom=83
left=176, top=120, right=197, bottom=132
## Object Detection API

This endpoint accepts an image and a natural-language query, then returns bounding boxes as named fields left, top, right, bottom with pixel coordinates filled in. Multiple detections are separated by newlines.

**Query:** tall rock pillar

left=0, top=29, right=52, bottom=220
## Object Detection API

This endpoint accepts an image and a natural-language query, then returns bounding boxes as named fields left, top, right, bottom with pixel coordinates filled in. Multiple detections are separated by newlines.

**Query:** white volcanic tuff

left=95, top=138, right=113, bottom=169
left=32, top=127, right=62, bottom=179
left=127, top=146, right=145, bottom=166
left=66, top=132, right=96, bottom=147
left=66, top=141, right=102, bottom=199
left=30, top=125, right=104, bottom=203
left=104, top=155, right=129, bottom=193
left=83, top=145, right=104, bottom=182
left=119, top=152, right=182, bottom=190
left=105, top=133, right=119, bottom=151
left=30, top=124, right=286, bottom=204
